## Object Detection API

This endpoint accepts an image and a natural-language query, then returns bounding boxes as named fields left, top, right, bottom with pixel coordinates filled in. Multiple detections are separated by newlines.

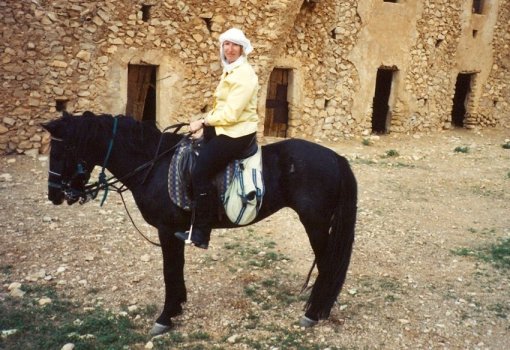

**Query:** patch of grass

left=189, top=330, right=211, bottom=341
left=451, top=247, right=476, bottom=257
left=501, top=141, right=510, bottom=149
left=264, top=240, right=277, bottom=249
left=452, top=238, right=510, bottom=270
left=384, top=149, right=400, bottom=157
left=139, top=303, right=159, bottom=318
left=351, top=157, right=377, bottom=165
left=152, top=331, right=185, bottom=347
left=362, top=138, right=373, bottom=146
left=224, top=238, right=289, bottom=270
left=0, top=285, right=146, bottom=350
left=1, top=264, right=14, bottom=275
left=487, top=303, right=509, bottom=319
left=454, top=146, right=469, bottom=153
left=481, top=238, right=510, bottom=269
left=241, top=323, right=344, bottom=350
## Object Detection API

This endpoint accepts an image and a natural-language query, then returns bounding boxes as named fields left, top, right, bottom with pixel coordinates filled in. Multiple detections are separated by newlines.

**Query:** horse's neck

left=103, top=136, right=176, bottom=191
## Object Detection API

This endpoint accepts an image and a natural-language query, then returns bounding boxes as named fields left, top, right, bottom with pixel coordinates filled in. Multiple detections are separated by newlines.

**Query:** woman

left=175, top=28, right=259, bottom=249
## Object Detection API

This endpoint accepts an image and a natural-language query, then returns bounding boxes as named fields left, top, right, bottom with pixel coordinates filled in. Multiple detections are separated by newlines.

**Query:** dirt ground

left=1, top=127, right=509, bottom=349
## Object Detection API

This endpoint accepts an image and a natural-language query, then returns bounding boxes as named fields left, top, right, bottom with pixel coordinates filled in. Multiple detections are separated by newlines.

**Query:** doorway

left=265, top=68, right=290, bottom=137
left=126, top=64, right=157, bottom=122
left=371, top=68, right=396, bottom=134
left=451, top=73, right=474, bottom=127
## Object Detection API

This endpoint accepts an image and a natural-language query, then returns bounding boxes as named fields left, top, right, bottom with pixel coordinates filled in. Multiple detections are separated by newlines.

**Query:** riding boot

left=174, top=192, right=213, bottom=249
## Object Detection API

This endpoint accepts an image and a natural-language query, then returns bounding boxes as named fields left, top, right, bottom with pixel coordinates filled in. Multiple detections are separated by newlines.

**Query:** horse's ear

left=41, top=119, right=64, bottom=137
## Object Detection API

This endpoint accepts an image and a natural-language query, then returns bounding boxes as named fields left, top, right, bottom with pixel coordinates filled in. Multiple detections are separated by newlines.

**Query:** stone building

left=1, top=0, right=509, bottom=155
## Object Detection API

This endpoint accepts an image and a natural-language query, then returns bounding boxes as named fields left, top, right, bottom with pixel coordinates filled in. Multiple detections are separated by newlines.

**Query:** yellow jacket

left=205, top=61, right=259, bottom=138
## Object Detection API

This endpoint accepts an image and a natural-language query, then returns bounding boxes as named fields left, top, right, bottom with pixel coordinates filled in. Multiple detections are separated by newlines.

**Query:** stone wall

left=1, top=0, right=509, bottom=155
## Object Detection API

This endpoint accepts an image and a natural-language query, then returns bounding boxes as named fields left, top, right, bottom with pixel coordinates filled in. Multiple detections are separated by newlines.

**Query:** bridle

left=48, top=135, right=93, bottom=205
left=48, top=120, right=189, bottom=246
left=49, top=120, right=188, bottom=204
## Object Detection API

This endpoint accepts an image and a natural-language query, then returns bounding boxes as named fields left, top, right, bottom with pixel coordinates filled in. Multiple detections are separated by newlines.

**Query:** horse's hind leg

left=151, top=228, right=187, bottom=335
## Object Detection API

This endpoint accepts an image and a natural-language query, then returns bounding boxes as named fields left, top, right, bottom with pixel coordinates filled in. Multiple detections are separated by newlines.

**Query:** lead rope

left=118, top=188, right=161, bottom=247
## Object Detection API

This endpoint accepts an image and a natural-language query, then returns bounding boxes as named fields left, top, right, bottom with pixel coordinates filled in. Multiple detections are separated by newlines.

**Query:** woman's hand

left=190, top=127, right=204, bottom=140
left=189, top=119, right=204, bottom=133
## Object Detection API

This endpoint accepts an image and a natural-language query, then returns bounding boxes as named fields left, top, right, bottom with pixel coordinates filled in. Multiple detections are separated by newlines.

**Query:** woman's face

left=223, top=41, right=243, bottom=63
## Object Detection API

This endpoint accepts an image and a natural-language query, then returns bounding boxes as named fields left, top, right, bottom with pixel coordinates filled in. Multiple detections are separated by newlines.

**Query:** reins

left=79, top=121, right=190, bottom=247
left=83, top=122, right=188, bottom=201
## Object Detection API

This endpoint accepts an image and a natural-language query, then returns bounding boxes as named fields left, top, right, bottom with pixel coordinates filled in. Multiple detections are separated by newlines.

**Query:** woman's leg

left=175, top=133, right=256, bottom=248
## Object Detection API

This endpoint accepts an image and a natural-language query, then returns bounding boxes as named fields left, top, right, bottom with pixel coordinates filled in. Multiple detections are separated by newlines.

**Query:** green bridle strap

left=99, top=116, right=119, bottom=206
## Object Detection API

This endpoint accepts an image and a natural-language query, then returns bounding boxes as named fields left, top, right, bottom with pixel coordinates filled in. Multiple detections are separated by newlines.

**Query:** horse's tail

left=305, top=155, right=357, bottom=320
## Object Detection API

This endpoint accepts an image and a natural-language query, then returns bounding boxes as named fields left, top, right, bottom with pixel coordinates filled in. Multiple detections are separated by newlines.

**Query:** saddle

left=168, top=137, right=264, bottom=225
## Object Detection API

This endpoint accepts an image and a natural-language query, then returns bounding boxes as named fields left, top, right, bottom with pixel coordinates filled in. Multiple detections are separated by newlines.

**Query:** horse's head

left=42, top=111, right=96, bottom=205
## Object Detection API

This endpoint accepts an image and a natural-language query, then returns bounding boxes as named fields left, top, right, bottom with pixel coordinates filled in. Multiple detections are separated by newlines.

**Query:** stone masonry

left=0, top=0, right=509, bottom=154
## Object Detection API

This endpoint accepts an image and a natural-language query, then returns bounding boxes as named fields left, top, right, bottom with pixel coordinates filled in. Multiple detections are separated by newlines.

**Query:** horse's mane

left=69, top=111, right=182, bottom=159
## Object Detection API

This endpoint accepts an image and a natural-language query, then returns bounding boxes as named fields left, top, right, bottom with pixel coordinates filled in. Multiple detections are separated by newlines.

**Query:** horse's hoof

left=150, top=322, right=172, bottom=336
left=299, top=316, right=318, bottom=328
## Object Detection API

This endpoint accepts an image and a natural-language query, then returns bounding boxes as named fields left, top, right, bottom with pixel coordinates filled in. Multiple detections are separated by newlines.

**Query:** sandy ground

left=1, top=127, right=509, bottom=349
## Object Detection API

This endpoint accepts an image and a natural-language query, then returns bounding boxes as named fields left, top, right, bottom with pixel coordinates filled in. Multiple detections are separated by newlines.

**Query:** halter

left=48, top=119, right=189, bottom=204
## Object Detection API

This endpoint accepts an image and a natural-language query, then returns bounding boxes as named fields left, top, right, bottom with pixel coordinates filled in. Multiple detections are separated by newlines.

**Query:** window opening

left=472, top=30, right=478, bottom=38
left=126, top=64, right=157, bottom=122
left=141, top=4, right=152, bottom=22
left=451, top=73, right=474, bottom=127
left=55, top=99, right=68, bottom=112
left=384, top=0, right=399, bottom=3
left=371, top=67, right=396, bottom=134
left=472, top=0, right=484, bottom=14
left=301, top=0, right=317, bottom=11
left=265, top=68, right=291, bottom=138
left=202, top=17, right=212, bottom=33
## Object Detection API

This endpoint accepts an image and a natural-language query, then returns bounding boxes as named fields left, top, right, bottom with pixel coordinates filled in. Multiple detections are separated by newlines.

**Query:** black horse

left=42, top=111, right=357, bottom=334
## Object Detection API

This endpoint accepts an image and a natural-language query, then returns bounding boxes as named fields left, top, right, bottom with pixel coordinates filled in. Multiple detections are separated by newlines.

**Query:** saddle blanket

left=167, top=138, right=264, bottom=225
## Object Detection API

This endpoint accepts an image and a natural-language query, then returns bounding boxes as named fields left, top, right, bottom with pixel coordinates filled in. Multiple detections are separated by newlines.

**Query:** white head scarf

left=219, top=28, right=253, bottom=72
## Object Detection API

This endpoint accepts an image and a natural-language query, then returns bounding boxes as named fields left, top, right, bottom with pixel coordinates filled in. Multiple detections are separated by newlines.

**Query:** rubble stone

left=0, top=0, right=508, bottom=154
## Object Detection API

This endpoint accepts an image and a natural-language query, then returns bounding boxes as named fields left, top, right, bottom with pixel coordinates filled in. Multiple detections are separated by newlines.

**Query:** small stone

left=61, top=343, right=75, bottom=350
left=3, top=117, right=15, bottom=126
left=227, top=334, right=239, bottom=343
left=140, top=254, right=150, bottom=262
left=8, top=282, right=21, bottom=291
left=0, top=173, right=12, bottom=182
left=1, top=329, right=18, bottom=338
left=39, top=297, right=52, bottom=306
left=144, top=341, right=154, bottom=349
left=10, top=288, right=25, bottom=298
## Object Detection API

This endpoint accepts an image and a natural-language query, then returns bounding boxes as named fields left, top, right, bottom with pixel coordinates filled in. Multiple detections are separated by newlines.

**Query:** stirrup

left=174, top=229, right=208, bottom=249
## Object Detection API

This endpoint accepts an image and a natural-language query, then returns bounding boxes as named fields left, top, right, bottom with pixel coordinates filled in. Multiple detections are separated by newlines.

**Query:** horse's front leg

left=151, top=228, right=187, bottom=336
